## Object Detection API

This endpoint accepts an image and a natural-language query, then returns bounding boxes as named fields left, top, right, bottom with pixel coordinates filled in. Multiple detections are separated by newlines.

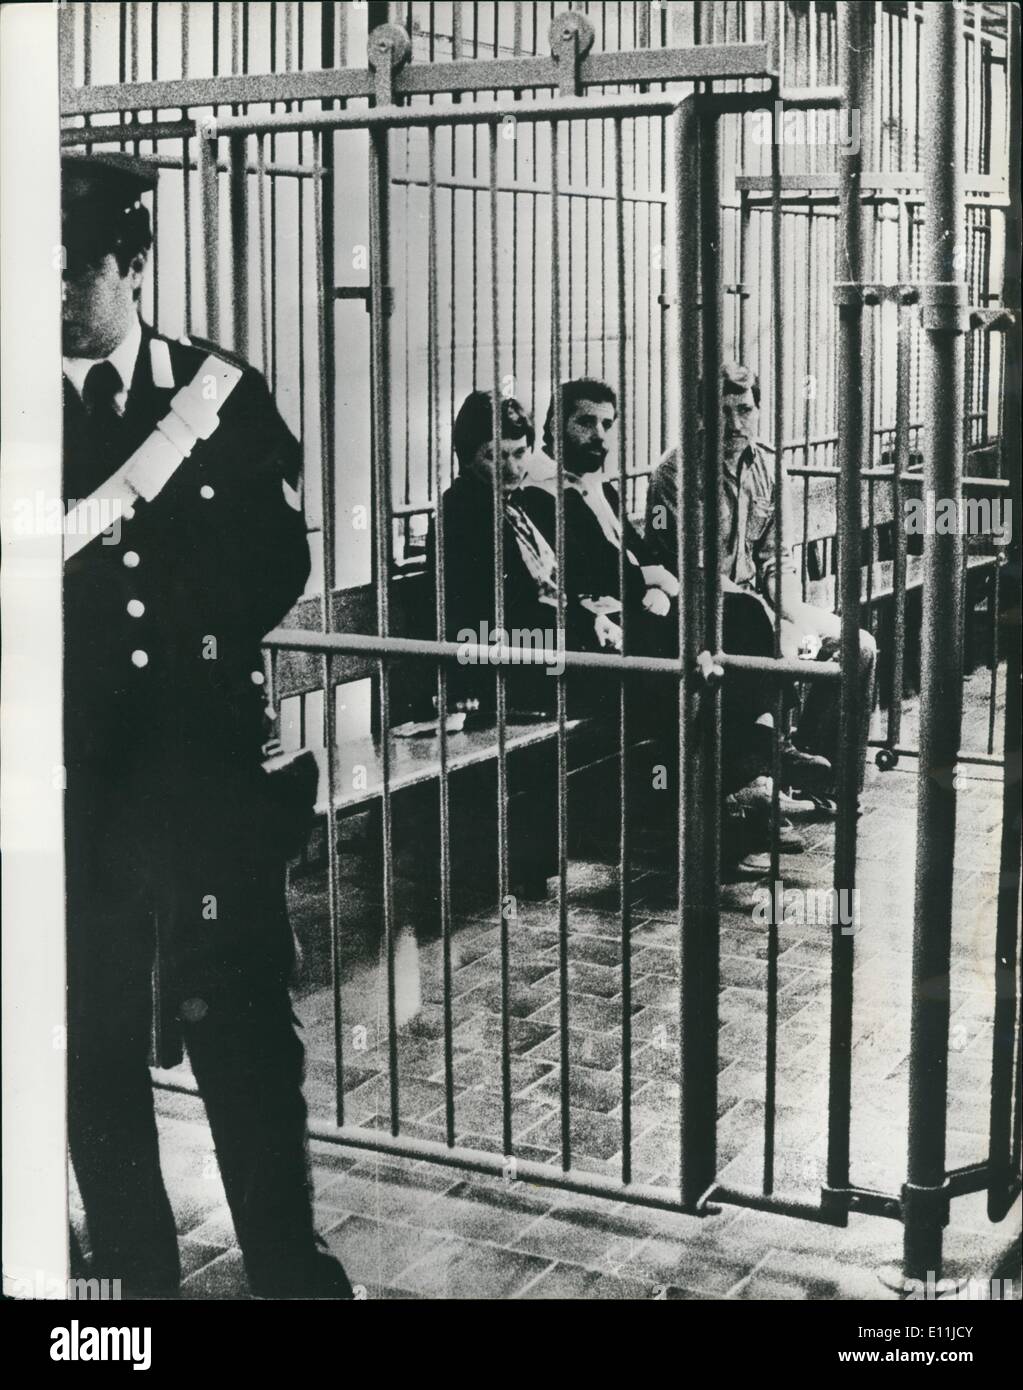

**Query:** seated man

left=430, top=390, right=622, bottom=897
left=646, top=361, right=876, bottom=805
left=526, top=378, right=679, bottom=660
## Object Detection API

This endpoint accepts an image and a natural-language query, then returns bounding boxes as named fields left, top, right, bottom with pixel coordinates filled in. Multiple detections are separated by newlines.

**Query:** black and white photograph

left=1, top=0, right=1021, bottom=1347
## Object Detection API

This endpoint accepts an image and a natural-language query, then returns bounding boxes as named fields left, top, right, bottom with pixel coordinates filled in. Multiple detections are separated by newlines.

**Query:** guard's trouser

left=66, top=760, right=319, bottom=1296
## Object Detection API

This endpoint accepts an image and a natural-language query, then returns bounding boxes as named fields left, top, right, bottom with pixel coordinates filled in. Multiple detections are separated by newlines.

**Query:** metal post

left=228, top=134, right=249, bottom=355
left=312, top=139, right=345, bottom=1125
left=198, top=123, right=220, bottom=340
left=675, top=97, right=718, bottom=1207
left=986, top=0, right=1022, bottom=1224
left=903, top=0, right=968, bottom=1285
left=368, top=121, right=400, bottom=1135
left=613, top=118, right=633, bottom=1187
left=886, top=197, right=912, bottom=760
left=488, top=124, right=513, bottom=1161
left=823, top=0, right=871, bottom=1221
left=551, top=119, right=572, bottom=1173
left=427, top=127, right=457, bottom=1150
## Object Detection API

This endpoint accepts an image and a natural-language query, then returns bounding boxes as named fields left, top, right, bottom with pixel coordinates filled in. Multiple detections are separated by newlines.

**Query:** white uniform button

left=251, top=670, right=265, bottom=686
left=200, top=484, right=215, bottom=500
left=131, top=649, right=149, bottom=668
left=127, top=599, right=145, bottom=618
left=123, top=550, right=140, bottom=568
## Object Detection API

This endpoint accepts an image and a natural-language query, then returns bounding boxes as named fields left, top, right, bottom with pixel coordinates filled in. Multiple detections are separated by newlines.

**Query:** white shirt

left=63, top=317, right=143, bottom=417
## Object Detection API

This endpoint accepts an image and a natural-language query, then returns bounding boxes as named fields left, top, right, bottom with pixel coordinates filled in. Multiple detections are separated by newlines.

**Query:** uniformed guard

left=61, top=150, right=352, bottom=1298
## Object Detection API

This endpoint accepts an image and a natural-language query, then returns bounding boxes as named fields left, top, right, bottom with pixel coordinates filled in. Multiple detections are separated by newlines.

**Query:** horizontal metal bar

left=201, top=90, right=687, bottom=137
left=64, top=67, right=373, bottom=116
left=63, top=41, right=774, bottom=118
left=61, top=119, right=195, bottom=147
left=744, top=189, right=1012, bottom=211
left=148, top=1069, right=995, bottom=1228
left=736, top=171, right=1008, bottom=196
left=867, top=741, right=1005, bottom=769
left=787, top=466, right=1011, bottom=490
left=705, top=1185, right=847, bottom=1226
left=263, top=627, right=845, bottom=683
left=776, top=86, right=846, bottom=108
left=149, top=1068, right=705, bottom=1216
left=391, top=172, right=667, bottom=208
left=123, top=150, right=319, bottom=179
left=943, top=1163, right=992, bottom=1199
left=843, top=1186, right=905, bottom=1220
left=716, top=652, right=842, bottom=681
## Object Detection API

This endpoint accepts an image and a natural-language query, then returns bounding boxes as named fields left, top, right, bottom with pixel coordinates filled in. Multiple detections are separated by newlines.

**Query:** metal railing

left=61, top=3, right=1022, bottom=1287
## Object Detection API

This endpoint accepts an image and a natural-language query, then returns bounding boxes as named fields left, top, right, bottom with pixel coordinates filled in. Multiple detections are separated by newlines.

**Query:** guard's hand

left=642, top=588, right=671, bottom=618
left=594, top=613, right=623, bottom=651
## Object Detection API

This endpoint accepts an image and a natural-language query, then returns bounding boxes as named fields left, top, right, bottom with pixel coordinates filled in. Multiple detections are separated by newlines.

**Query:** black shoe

left=249, top=1240, right=355, bottom=1300
left=721, top=807, right=805, bottom=880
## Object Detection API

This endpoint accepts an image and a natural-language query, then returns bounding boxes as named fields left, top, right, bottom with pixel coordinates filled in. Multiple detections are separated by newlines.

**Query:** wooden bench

left=265, top=572, right=660, bottom=891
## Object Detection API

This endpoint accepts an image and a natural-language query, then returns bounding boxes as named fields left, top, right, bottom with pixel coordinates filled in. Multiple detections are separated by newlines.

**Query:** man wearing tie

left=61, top=151, right=352, bottom=1299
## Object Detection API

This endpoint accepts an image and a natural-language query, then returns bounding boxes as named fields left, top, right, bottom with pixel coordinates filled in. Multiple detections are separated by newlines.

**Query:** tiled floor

left=71, top=667, right=1021, bottom=1298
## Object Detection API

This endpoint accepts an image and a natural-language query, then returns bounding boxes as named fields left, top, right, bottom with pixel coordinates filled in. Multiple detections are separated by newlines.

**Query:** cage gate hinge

left=367, top=22, right=413, bottom=106
left=549, top=11, right=596, bottom=98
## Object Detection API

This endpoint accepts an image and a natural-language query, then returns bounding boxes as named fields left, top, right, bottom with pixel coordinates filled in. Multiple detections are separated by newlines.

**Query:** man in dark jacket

left=432, top=389, right=617, bottom=715
left=61, top=151, right=351, bottom=1299
left=528, top=379, right=680, bottom=659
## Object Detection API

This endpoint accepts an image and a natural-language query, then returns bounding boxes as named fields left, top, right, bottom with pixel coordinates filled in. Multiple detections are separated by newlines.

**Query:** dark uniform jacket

left=63, top=322, right=310, bottom=782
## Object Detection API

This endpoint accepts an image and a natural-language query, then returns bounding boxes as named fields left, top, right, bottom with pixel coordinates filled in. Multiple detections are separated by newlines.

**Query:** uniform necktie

left=82, top=360, right=123, bottom=433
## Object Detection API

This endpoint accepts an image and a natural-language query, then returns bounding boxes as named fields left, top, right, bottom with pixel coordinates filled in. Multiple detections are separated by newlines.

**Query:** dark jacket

left=63, top=322, right=310, bottom=779
left=526, top=474, right=656, bottom=613
left=429, top=473, right=598, bottom=712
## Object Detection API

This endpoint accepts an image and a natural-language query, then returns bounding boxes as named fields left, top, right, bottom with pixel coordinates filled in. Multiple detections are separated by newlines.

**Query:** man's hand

left=640, top=564, right=680, bottom=599
left=594, top=613, right=623, bottom=651
left=642, top=588, right=671, bottom=618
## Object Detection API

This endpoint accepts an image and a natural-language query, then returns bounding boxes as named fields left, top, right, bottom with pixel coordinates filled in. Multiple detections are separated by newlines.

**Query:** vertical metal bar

left=764, top=87, right=785, bottom=1195
left=612, top=118, right=632, bottom=1186
left=801, top=206, right=814, bottom=602
left=428, top=128, right=456, bottom=1150
left=826, top=0, right=870, bottom=1218
left=256, top=135, right=270, bottom=378
left=738, top=187, right=751, bottom=365
left=369, top=123, right=400, bottom=1136
left=402, top=173, right=412, bottom=508
left=551, top=119, right=571, bottom=1174
left=313, top=138, right=345, bottom=1128
left=182, top=126, right=193, bottom=335
left=319, top=0, right=339, bottom=573
left=228, top=134, right=249, bottom=356
left=676, top=98, right=718, bottom=1207
left=702, top=101, right=723, bottom=1186
left=986, top=0, right=1022, bottom=1226
left=903, top=0, right=966, bottom=1284
left=487, top=124, right=513, bottom=1162
left=199, top=125, right=220, bottom=341
left=888, top=198, right=911, bottom=755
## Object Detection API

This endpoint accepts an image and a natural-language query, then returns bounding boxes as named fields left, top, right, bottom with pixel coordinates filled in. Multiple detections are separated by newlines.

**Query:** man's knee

left=859, top=627, right=877, bottom=672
